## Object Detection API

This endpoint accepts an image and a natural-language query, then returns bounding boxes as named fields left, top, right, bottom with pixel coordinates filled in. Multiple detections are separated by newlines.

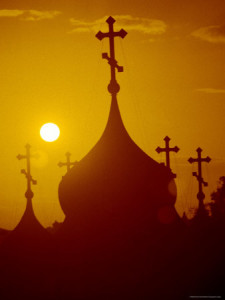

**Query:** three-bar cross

left=17, top=144, right=37, bottom=202
left=58, top=152, right=76, bottom=173
left=188, top=147, right=211, bottom=212
left=96, top=16, right=127, bottom=94
left=156, top=136, right=179, bottom=175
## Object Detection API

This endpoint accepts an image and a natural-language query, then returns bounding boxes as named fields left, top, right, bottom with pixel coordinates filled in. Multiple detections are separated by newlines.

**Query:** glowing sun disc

left=40, top=123, right=60, bottom=142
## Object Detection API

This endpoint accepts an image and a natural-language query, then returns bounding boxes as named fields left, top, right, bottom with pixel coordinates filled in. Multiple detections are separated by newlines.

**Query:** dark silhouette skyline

left=0, top=15, right=224, bottom=300
left=0, top=2, right=224, bottom=231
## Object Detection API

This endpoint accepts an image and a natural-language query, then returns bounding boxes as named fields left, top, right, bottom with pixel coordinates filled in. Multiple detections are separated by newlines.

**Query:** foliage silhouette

left=210, top=176, right=225, bottom=219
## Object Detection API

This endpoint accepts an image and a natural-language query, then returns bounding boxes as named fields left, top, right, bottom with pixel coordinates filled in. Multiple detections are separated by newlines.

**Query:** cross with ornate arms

left=96, top=16, right=127, bottom=95
left=156, top=136, right=179, bottom=176
left=58, top=152, right=76, bottom=173
left=17, top=144, right=37, bottom=202
left=188, top=147, right=211, bottom=212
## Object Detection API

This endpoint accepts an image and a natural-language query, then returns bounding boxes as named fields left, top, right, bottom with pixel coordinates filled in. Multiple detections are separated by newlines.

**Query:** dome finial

left=58, top=152, right=77, bottom=174
left=17, top=144, right=37, bottom=204
left=188, top=148, right=211, bottom=213
left=96, top=16, right=127, bottom=95
left=155, top=136, right=179, bottom=175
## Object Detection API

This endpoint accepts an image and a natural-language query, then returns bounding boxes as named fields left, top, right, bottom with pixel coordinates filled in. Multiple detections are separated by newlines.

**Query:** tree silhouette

left=210, top=176, right=225, bottom=220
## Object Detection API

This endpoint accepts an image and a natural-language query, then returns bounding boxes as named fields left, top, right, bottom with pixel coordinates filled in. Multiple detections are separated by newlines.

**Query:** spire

left=15, top=144, right=44, bottom=234
left=17, top=144, right=37, bottom=210
left=95, top=16, right=129, bottom=146
left=96, top=16, right=127, bottom=95
left=188, top=147, right=211, bottom=214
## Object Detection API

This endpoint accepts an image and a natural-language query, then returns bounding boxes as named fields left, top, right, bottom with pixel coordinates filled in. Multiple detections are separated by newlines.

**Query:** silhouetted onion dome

left=1, top=143, right=52, bottom=252
left=1, top=198, right=50, bottom=254
left=15, top=200, right=48, bottom=238
left=58, top=94, right=180, bottom=237
left=0, top=198, right=56, bottom=300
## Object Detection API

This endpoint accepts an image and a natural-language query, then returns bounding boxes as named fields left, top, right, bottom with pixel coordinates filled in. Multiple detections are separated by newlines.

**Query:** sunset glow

left=0, top=3, right=224, bottom=299
left=0, top=0, right=224, bottom=231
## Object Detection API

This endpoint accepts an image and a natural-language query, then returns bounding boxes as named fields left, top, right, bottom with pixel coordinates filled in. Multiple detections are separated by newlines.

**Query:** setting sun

left=40, top=123, right=60, bottom=142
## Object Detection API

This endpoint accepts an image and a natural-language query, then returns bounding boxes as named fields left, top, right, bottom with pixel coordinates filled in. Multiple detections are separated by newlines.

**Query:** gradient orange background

left=0, top=0, right=224, bottom=229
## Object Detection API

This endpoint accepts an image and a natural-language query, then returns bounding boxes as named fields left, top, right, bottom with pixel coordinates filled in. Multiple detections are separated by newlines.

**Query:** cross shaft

left=17, top=144, right=37, bottom=201
left=188, top=147, right=211, bottom=211
left=58, top=152, right=76, bottom=173
left=156, top=136, right=179, bottom=172
left=96, top=16, right=127, bottom=94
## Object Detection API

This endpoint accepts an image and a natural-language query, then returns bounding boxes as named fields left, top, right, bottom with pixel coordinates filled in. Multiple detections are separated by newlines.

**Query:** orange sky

left=0, top=0, right=224, bottom=229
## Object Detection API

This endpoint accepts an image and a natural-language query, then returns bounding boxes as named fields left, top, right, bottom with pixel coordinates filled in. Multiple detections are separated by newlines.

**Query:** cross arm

left=17, top=154, right=26, bottom=160
left=202, top=156, right=211, bottom=163
left=58, top=162, right=66, bottom=168
left=114, top=29, right=127, bottom=38
left=188, top=157, right=197, bottom=164
left=96, top=28, right=127, bottom=41
left=155, top=146, right=164, bottom=153
left=96, top=31, right=109, bottom=41
left=58, top=161, right=77, bottom=168
left=17, top=153, right=39, bottom=160
left=172, top=146, right=180, bottom=153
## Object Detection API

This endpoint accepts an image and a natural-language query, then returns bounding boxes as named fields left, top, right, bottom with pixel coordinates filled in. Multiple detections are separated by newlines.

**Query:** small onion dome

left=1, top=198, right=51, bottom=255
left=0, top=200, right=55, bottom=300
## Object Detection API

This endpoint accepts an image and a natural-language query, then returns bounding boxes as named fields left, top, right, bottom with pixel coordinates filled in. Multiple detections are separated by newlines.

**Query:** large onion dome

left=58, top=94, right=179, bottom=236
